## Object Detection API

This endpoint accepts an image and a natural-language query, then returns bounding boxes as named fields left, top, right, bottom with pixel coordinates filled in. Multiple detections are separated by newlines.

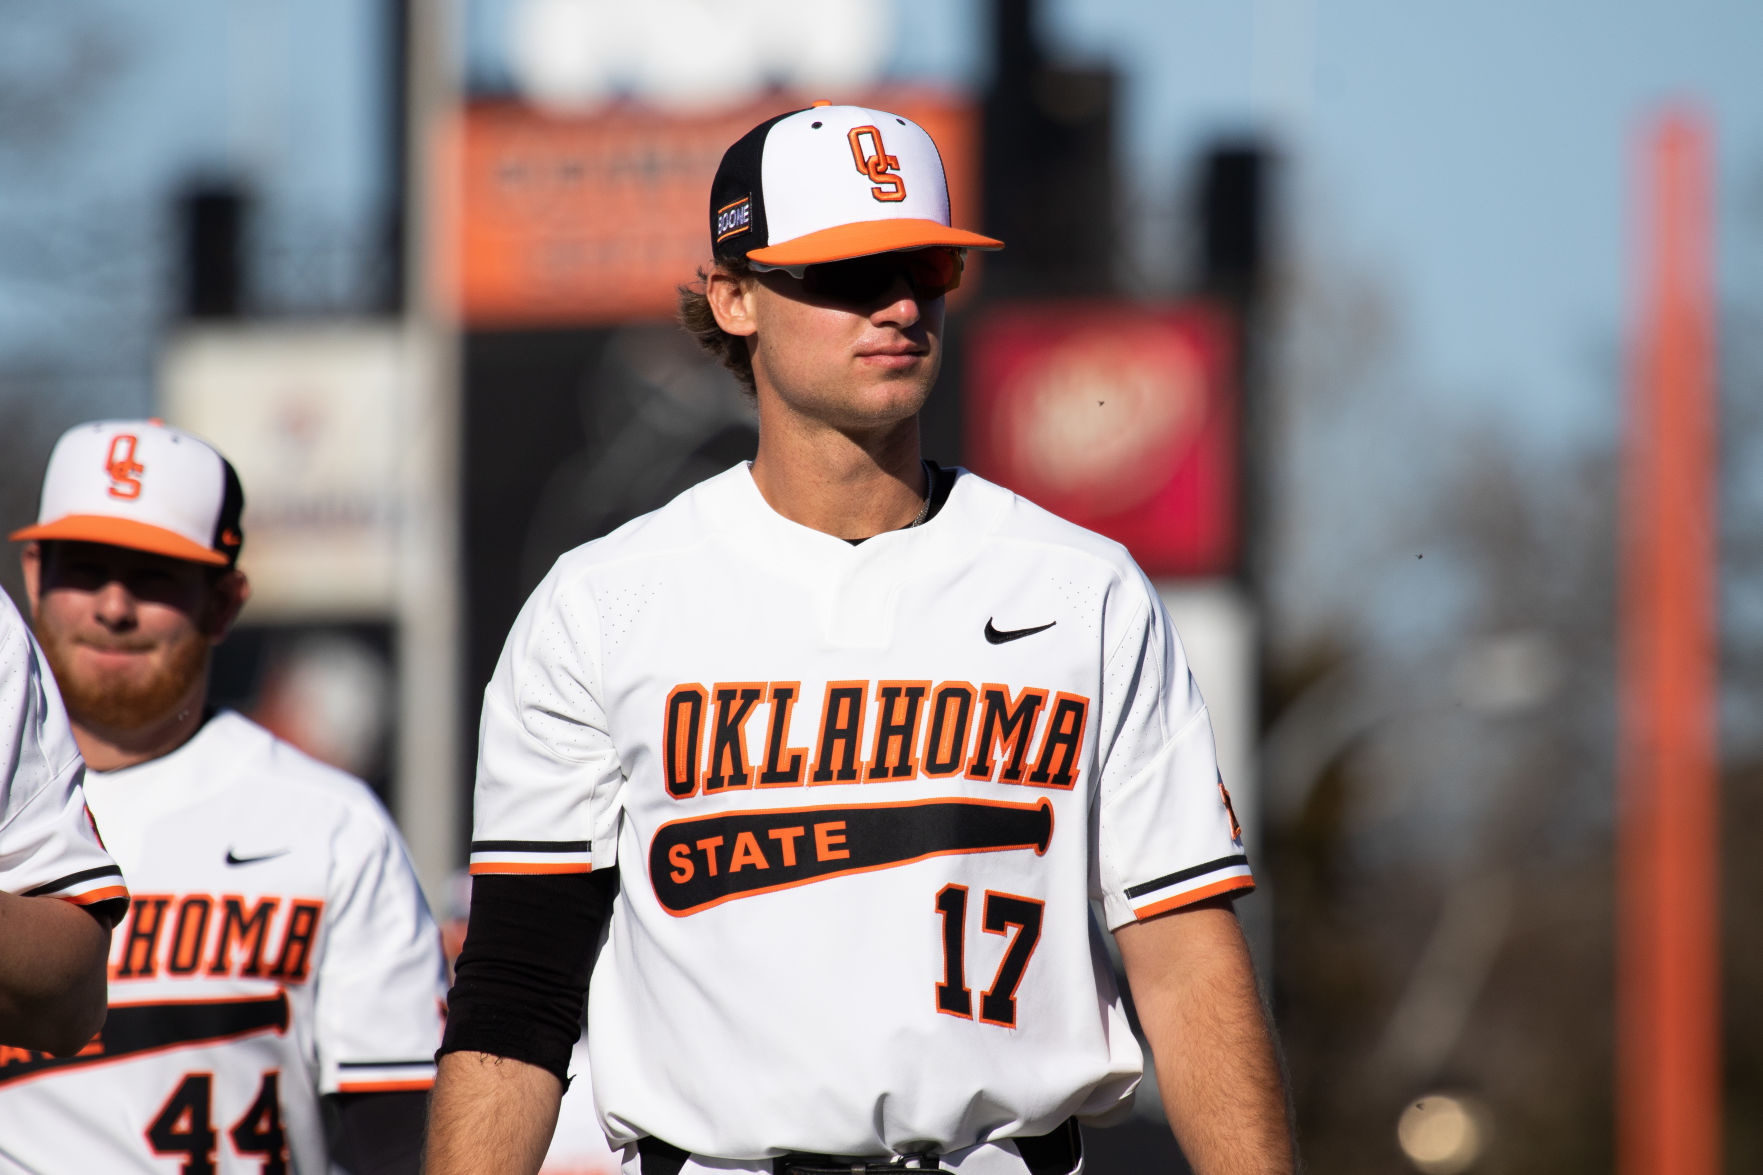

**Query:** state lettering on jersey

left=663, top=678, right=1090, bottom=799
left=111, top=893, right=326, bottom=984
left=649, top=796, right=1052, bottom=916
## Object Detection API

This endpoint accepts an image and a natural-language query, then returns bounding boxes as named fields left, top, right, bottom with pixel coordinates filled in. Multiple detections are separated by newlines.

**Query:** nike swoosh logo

left=225, top=849, right=289, bottom=867
left=985, top=618, right=1057, bottom=645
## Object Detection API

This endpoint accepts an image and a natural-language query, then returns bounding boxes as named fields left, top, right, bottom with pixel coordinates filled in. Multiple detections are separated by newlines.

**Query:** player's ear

left=706, top=264, right=758, bottom=338
left=200, top=569, right=251, bottom=643
left=19, top=541, right=44, bottom=618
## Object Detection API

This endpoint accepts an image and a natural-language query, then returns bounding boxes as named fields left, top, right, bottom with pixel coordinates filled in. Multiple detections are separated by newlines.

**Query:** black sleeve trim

left=438, top=870, right=615, bottom=1084
left=22, top=864, right=124, bottom=896
left=82, top=896, right=130, bottom=931
left=469, top=839, right=590, bottom=853
left=1123, top=854, right=1251, bottom=899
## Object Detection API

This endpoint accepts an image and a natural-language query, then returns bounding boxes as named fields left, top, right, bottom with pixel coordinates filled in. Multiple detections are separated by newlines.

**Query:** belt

left=636, top=1119, right=1081, bottom=1175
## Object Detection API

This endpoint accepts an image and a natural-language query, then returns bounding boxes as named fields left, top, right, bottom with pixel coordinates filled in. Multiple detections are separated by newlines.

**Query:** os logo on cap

left=848, top=125, right=905, bottom=203
left=105, top=434, right=145, bottom=501
left=11, top=418, right=245, bottom=568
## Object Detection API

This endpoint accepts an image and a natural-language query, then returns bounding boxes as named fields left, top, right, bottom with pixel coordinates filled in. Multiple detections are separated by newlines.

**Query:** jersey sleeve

left=471, top=560, right=624, bottom=876
left=313, top=799, right=449, bottom=1094
left=0, top=593, right=128, bottom=924
left=1092, top=571, right=1253, bottom=929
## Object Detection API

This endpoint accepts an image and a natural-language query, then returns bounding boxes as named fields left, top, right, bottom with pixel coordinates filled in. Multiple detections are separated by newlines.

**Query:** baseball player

left=0, top=587, right=128, bottom=1056
left=428, top=104, right=1295, bottom=1175
left=5, top=420, right=447, bottom=1174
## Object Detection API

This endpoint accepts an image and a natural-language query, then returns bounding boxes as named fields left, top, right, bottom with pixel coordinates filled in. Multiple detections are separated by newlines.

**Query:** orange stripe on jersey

left=467, top=861, right=593, bottom=876
left=1132, top=875, right=1255, bottom=920
left=335, top=1078, right=434, bottom=1093
left=62, top=885, right=130, bottom=907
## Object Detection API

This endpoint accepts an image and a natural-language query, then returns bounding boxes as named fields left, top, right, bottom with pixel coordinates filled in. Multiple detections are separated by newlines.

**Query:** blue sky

left=1001, top=1, right=1763, bottom=451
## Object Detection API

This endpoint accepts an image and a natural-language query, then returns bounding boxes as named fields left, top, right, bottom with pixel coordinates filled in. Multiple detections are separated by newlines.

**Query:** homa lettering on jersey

left=662, top=680, right=1091, bottom=799
left=110, top=893, right=326, bottom=984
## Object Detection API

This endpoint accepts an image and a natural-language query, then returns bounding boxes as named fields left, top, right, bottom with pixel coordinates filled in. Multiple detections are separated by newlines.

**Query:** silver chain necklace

left=907, top=461, right=935, bottom=528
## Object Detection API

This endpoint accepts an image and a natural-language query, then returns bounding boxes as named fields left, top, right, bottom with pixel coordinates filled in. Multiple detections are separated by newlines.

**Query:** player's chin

left=847, top=379, right=934, bottom=429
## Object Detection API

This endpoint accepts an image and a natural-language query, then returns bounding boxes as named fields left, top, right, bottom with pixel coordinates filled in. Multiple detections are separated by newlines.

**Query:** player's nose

left=869, top=273, right=922, bottom=329
left=90, top=579, right=139, bottom=629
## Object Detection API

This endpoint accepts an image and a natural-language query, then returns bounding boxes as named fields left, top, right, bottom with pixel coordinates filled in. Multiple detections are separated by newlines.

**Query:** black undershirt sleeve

left=322, top=1091, right=428, bottom=1175
left=437, top=870, right=615, bottom=1085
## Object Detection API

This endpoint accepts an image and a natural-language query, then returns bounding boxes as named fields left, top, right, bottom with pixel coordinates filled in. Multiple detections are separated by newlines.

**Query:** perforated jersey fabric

left=0, top=590, right=126, bottom=920
left=471, top=463, right=1253, bottom=1163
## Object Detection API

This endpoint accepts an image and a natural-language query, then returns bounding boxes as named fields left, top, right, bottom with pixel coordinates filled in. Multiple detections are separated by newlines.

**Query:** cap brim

left=746, top=219, right=1004, bottom=267
left=10, top=515, right=230, bottom=566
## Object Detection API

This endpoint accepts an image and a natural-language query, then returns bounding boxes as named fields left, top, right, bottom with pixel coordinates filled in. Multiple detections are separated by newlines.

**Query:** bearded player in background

left=6, top=419, right=446, bottom=1174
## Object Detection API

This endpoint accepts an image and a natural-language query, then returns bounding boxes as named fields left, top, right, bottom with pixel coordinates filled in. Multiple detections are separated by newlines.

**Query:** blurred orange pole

left=1618, top=109, right=1719, bottom=1175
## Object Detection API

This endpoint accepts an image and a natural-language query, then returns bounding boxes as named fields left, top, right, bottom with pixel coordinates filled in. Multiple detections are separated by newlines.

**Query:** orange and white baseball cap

left=709, top=102, right=1004, bottom=267
left=10, top=419, right=244, bottom=567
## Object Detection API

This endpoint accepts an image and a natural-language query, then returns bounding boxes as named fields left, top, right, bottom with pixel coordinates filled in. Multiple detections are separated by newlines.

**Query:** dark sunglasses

left=760, top=247, right=965, bottom=305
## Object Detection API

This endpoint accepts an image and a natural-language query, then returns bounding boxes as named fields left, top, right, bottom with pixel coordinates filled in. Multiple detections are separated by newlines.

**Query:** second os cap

left=710, top=102, right=1004, bottom=268
left=10, top=419, right=244, bottom=567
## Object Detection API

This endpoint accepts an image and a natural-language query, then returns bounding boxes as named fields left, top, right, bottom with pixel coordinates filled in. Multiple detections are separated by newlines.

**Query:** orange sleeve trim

left=1132, top=875, right=1255, bottom=920
left=467, top=861, right=593, bottom=876
left=335, top=1078, right=435, bottom=1093
left=61, top=885, right=130, bottom=907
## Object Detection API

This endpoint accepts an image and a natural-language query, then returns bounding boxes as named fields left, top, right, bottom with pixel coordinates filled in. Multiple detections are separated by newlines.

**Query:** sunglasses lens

left=907, top=247, right=963, bottom=296
left=799, top=248, right=964, bottom=304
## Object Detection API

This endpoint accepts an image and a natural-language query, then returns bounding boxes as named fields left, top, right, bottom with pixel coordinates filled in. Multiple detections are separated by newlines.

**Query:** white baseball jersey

left=471, top=464, right=1252, bottom=1162
left=0, top=710, right=447, bottom=1174
left=0, top=590, right=127, bottom=919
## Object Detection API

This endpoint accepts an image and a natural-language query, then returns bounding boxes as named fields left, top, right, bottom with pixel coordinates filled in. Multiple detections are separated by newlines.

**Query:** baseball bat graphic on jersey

left=0, top=991, right=289, bottom=1087
left=649, top=795, right=1052, bottom=915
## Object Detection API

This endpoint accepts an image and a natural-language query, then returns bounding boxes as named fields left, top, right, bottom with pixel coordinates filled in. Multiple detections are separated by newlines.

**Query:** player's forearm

left=424, top=1050, right=564, bottom=1175
left=1116, top=901, right=1296, bottom=1175
left=0, top=891, right=111, bottom=1055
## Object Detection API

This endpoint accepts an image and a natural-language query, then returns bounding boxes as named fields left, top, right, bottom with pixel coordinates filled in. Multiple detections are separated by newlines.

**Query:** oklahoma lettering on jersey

left=0, top=711, right=446, bottom=1175
left=663, top=679, right=1089, bottom=796
left=110, top=893, right=325, bottom=983
left=470, top=464, right=1254, bottom=1163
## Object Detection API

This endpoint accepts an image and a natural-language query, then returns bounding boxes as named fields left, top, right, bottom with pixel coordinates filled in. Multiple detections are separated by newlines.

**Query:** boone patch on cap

left=709, top=102, right=1003, bottom=267
left=10, top=419, right=245, bottom=567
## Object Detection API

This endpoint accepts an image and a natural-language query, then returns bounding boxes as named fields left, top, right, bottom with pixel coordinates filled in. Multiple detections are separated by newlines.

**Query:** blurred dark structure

left=982, top=0, right=1118, bottom=297
left=1198, top=142, right=1271, bottom=306
left=458, top=324, right=759, bottom=816
left=379, top=0, right=411, bottom=316
left=1196, top=139, right=1274, bottom=593
left=179, top=182, right=248, bottom=320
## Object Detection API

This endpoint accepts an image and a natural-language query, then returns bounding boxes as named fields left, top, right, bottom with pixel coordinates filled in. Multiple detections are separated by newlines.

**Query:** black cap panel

left=708, top=109, right=803, bottom=262
left=212, top=458, right=245, bottom=566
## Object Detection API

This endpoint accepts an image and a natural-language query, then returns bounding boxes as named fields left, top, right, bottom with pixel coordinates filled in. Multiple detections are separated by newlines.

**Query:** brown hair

left=677, top=257, right=756, bottom=396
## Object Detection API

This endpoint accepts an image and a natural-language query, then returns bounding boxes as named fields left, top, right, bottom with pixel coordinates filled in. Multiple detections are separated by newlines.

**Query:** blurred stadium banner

left=159, top=326, right=408, bottom=619
left=963, top=302, right=1237, bottom=578
left=435, top=90, right=981, bottom=327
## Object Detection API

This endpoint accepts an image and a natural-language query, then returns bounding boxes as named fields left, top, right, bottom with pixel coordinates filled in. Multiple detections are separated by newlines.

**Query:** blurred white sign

left=509, top=0, right=893, bottom=111
left=159, top=326, right=408, bottom=619
left=1157, top=580, right=1268, bottom=967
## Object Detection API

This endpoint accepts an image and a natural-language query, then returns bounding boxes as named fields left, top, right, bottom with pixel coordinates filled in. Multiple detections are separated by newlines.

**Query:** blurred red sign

left=964, top=303, right=1237, bottom=577
left=435, top=91, right=982, bottom=327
